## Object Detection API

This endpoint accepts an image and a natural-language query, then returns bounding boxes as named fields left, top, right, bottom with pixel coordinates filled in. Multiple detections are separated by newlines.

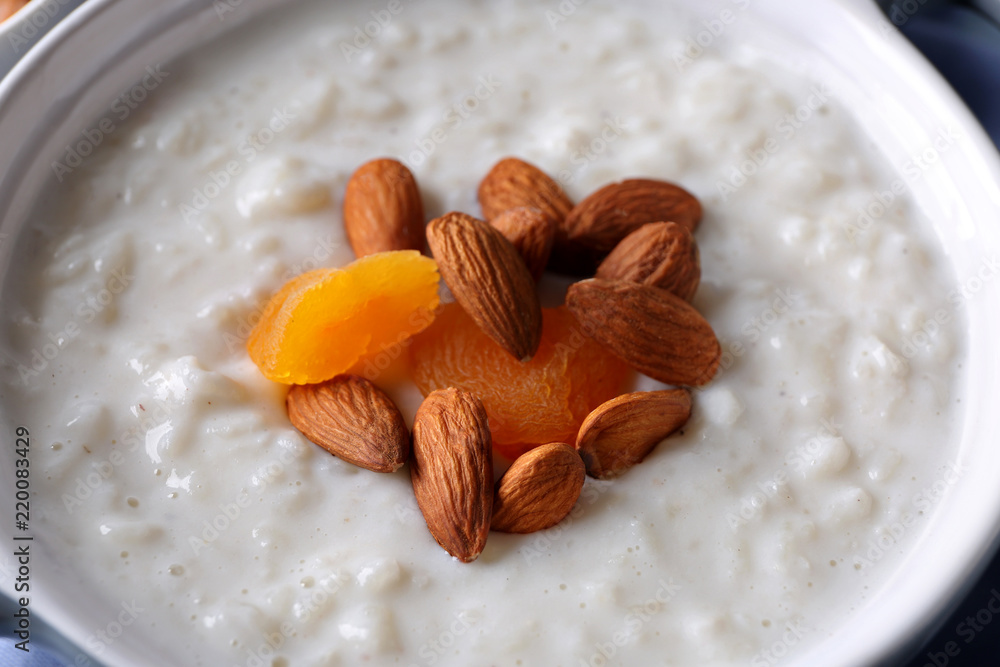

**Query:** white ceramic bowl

left=1, top=1, right=999, bottom=665
left=0, top=0, right=87, bottom=78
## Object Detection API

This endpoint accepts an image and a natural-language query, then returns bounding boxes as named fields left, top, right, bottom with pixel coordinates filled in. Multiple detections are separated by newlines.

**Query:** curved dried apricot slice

left=248, top=250, right=439, bottom=384
left=409, top=302, right=630, bottom=460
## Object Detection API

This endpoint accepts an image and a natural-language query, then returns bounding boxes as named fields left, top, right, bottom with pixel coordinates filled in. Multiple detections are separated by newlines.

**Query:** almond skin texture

left=343, top=158, right=425, bottom=258
left=552, top=179, right=702, bottom=274
left=286, top=374, right=409, bottom=473
left=576, top=390, right=692, bottom=479
left=489, top=207, right=557, bottom=282
left=411, top=388, right=494, bottom=562
left=0, top=1, right=29, bottom=22
left=566, top=279, right=721, bottom=386
left=478, top=157, right=574, bottom=225
left=491, top=442, right=585, bottom=533
left=426, top=211, right=542, bottom=362
left=595, top=222, right=701, bottom=301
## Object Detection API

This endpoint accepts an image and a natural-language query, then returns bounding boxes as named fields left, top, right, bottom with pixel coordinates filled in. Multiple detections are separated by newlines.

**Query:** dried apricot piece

left=248, top=250, right=439, bottom=384
left=409, top=302, right=630, bottom=460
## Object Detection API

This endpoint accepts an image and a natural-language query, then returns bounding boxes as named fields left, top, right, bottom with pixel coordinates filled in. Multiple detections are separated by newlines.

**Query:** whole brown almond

left=478, top=157, right=573, bottom=225
left=489, top=207, right=556, bottom=282
left=551, top=179, right=702, bottom=274
left=491, top=442, right=585, bottom=533
left=576, top=390, right=692, bottom=479
left=426, top=211, right=542, bottom=361
left=343, top=158, right=425, bottom=258
left=411, top=388, right=494, bottom=562
left=566, top=279, right=721, bottom=386
left=595, top=222, right=701, bottom=301
left=287, top=374, right=409, bottom=473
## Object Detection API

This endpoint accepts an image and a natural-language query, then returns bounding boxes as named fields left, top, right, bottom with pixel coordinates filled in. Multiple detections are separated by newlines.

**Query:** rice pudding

left=0, top=0, right=966, bottom=665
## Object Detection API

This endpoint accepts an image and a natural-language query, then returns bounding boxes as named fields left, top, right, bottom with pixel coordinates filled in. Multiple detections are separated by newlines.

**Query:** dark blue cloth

left=900, top=4, right=1000, bottom=147
left=0, top=638, right=71, bottom=667
left=897, top=5, right=1000, bottom=667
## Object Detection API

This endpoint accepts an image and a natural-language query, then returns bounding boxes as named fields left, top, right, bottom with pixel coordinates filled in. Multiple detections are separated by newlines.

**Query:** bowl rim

left=0, top=0, right=88, bottom=79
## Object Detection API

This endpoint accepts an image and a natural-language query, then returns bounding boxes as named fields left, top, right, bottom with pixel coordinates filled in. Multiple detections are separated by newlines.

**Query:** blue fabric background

left=895, top=4, right=1000, bottom=667
left=1, top=2, right=999, bottom=666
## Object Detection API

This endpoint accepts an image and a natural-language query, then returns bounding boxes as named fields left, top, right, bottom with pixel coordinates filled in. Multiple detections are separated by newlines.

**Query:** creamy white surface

left=0, top=1, right=966, bottom=665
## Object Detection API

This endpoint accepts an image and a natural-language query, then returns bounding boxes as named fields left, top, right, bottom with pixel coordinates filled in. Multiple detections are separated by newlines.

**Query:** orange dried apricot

left=409, top=302, right=630, bottom=460
left=248, top=250, right=439, bottom=384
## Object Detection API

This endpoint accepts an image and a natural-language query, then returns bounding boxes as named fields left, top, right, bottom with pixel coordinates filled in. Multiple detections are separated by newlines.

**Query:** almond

left=565, top=279, right=721, bottom=386
left=491, top=442, right=585, bottom=533
left=489, top=207, right=556, bottom=282
left=478, top=157, right=574, bottom=225
left=411, top=388, right=494, bottom=562
left=551, top=179, right=702, bottom=274
left=595, top=222, right=701, bottom=301
left=426, top=211, right=542, bottom=361
left=286, top=374, right=409, bottom=473
left=0, top=1, right=29, bottom=22
left=576, top=390, right=691, bottom=479
left=343, top=158, right=425, bottom=258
